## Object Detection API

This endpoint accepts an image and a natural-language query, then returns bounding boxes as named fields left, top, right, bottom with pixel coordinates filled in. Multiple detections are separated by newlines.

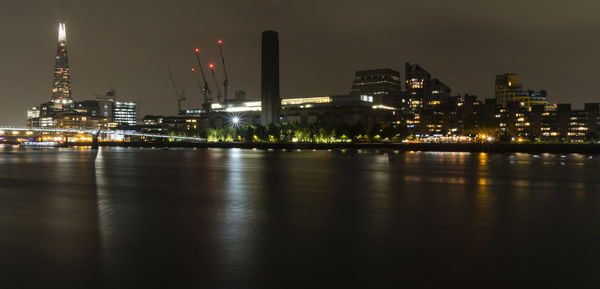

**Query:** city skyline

left=1, top=0, right=600, bottom=124
left=3, top=2, right=600, bottom=287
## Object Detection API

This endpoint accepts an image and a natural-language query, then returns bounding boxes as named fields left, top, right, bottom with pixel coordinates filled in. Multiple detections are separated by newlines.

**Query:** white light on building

left=113, top=101, right=137, bottom=126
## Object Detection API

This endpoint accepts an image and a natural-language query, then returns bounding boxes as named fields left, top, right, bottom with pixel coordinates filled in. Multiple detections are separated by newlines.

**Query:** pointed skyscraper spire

left=58, top=23, right=66, bottom=43
left=51, top=22, right=72, bottom=108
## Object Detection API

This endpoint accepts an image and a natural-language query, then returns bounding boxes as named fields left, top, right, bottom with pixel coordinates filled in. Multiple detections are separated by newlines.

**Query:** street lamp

left=228, top=113, right=242, bottom=142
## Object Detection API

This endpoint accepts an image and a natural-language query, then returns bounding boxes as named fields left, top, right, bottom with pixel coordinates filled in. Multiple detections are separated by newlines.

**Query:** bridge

left=0, top=126, right=206, bottom=142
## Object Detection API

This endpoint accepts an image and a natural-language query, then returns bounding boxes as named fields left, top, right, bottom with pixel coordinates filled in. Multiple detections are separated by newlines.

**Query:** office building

left=351, top=69, right=402, bottom=106
left=113, top=101, right=137, bottom=126
left=405, top=63, right=431, bottom=112
left=74, top=100, right=101, bottom=117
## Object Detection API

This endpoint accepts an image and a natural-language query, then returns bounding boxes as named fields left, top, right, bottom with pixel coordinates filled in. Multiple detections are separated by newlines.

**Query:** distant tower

left=261, top=30, right=280, bottom=125
left=51, top=23, right=73, bottom=108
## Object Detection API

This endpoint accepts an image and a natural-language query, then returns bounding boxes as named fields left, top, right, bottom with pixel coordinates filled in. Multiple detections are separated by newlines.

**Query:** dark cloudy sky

left=1, top=0, right=599, bottom=124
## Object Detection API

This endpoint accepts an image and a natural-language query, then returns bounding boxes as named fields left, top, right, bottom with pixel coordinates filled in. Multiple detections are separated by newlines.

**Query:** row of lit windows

left=360, top=95, right=374, bottom=103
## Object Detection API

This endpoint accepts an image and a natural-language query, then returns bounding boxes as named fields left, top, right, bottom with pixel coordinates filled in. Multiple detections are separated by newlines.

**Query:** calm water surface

left=1, top=147, right=600, bottom=288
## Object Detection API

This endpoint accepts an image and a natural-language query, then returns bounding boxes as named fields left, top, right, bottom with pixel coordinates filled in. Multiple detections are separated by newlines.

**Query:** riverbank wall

left=68, top=142, right=600, bottom=154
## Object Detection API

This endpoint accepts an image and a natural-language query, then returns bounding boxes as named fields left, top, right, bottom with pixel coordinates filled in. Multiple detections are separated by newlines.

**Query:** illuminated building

left=405, top=63, right=431, bottom=112
left=53, top=113, right=93, bottom=129
left=540, top=110, right=561, bottom=139
left=403, top=63, right=455, bottom=135
left=455, top=94, right=483, bottom=135
left=113, top=101, right=137, bottom=126
left=495, top=73, right=520, bottom=107
left=495, top=73, right=549, bottom=108
left=480, top=101, right=600, bottom=141
left=167, top=93, right=397, bottom=133
left=584, top=103, right=600, bottom=135
left=24, top=24, right=139, bottom=134
left=139, top=115, right=166, bottom=134
left=39, top=117, right=54, bottom=127
left=527, top=105, right=546, bottom=138
left=51, top=23, right=73, bottom=110
left=282, top=97, right=395, bottom=130
left=419, top=79, right=453, bottom=135
left=281, top=94, right=397, bottom=130
left=537, top=104, right=577, bottom=141
left=429, top=79, right=451, bottom=102
left=351, top=69, right=402, bottom=106
left=26, top=107, right=41, bottom=127
left=27, top=23, right=77, bottom=128
left=261, top=30, right=280, bottom=125
left=27, top=107, right=40, bottom=119
left=541, top=103, right=600, bottom=141
left=282, top=96, right=332, bottom=107
left=507, top=102, right=533, bottom=138
left=527, top=90, right=551, bottom=108
left=74, top=100, right=101, bottom=116
left=143, top=115, right=164, bottom=125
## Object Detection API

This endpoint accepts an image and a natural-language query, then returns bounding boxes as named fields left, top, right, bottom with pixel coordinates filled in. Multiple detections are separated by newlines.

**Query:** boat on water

left=20, top=141, right=67, bottom=148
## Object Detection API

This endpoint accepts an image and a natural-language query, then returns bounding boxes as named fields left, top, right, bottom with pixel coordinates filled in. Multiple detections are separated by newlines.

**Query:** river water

left=1, top=147, right=600, bottom=288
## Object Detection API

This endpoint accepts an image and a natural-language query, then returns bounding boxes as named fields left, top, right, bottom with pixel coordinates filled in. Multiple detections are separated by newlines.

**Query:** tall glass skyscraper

left=51, top=23, right=73, bottom=109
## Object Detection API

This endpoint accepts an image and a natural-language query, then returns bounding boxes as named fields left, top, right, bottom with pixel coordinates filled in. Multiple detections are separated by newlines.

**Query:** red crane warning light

left=194, top=48, right=199, bottom=53
left=208, top=63, right=215, bottom=70
left=218, top=39, right=223, bottom=45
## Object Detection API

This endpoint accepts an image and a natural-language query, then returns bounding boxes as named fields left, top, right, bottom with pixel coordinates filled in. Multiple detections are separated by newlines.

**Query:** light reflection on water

left=1, top=148, right=600, bottom=287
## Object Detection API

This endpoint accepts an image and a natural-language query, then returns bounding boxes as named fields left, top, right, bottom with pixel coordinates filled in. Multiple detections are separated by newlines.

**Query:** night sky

left=1, top=0, right=599, bottom=125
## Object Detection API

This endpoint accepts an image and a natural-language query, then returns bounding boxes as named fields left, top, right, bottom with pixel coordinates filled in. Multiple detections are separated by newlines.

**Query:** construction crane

left=217, top=39, right=230, bottom=102
left=191, top=67, right=210, bottom=112
left=164, top=62, right=185, bottom=114
left=193, top=48, right=212, bottom=109
left=208, top=63, right=223, bottom=104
